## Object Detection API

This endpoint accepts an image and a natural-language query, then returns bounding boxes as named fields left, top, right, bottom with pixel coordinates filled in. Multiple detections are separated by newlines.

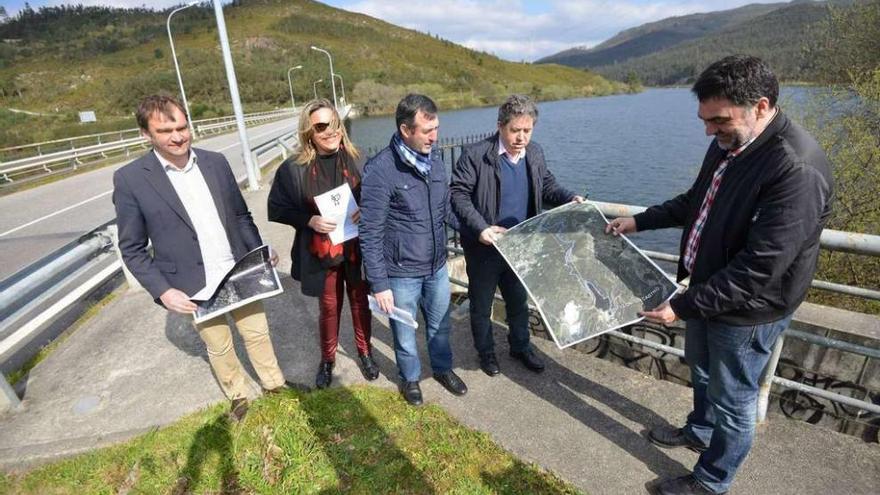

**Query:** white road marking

left=0, top=121, right=293, bottom=239
left=0, top=190, right=113, bottom=239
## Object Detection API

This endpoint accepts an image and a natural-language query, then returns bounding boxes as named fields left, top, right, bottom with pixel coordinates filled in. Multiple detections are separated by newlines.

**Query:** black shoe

left=647, top=475, right=723, bottom=495
left=647, top=425, right=708, bottom=453
left=433, top=370, right=468, bottom=396
left=401, top=381, right=423, bottom=406
left=509, top=348, right=545, bottom=373
left=315, top=361, right=334, bottom=389
left=479, top=353, right=501, bottom=376
left=229, top=398, right=249, bottom=423
left=359, top=353, right=380, bottom=381
left=264, top=380, right=312, bottom=395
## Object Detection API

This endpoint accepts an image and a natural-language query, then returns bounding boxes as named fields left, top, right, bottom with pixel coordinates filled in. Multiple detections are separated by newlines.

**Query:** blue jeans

left=683, top=315, right=792, bottom=494
left=465, top=246, right=531, bottom=356
left=387, top=264, right=453, bottom=383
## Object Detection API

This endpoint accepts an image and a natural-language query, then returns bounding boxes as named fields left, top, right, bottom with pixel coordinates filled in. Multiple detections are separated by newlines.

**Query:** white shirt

left=156, top=150, right=236, bottom=300
left=498, top=140, right=526, bottom=163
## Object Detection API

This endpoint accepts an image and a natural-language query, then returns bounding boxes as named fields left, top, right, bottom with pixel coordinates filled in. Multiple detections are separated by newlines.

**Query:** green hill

left=537, top=0, right=861, bottom=85
left=0, top=0, right=630, bottom=146
left=538, top=2, right=787, bottom=69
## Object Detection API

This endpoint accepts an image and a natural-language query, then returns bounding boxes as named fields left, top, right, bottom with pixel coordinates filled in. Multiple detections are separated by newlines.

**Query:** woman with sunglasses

left=268, top=99, right=378, bottom=389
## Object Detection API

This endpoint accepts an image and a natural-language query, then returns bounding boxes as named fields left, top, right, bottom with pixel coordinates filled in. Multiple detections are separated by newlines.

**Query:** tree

left=805, top=0, right=880, bottom=314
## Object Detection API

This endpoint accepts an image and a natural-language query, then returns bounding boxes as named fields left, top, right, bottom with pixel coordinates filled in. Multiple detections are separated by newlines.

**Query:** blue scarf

left=392, top=132, right=432, bottom=176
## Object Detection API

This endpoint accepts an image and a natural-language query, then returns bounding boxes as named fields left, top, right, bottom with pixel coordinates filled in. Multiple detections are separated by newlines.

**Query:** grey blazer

left=112, top=148, right=263, bottom=303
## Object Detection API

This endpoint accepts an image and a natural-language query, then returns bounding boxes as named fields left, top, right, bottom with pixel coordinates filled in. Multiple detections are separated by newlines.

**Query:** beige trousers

left=195, top=301, right=285, bottom=400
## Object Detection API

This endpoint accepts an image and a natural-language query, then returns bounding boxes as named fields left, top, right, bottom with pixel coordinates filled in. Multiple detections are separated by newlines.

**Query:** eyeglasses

left=312, top=122, right=335, bottom=134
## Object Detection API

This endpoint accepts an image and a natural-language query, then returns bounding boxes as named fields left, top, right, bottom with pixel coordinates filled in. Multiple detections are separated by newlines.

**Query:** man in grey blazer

left=113, top=94, right=292, bottom=421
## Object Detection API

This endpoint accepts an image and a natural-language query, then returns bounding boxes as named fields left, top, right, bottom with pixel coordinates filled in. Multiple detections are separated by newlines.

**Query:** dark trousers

left=318, top=264, right=372, bottom=362
left=464, top=245, right=531, bottom=357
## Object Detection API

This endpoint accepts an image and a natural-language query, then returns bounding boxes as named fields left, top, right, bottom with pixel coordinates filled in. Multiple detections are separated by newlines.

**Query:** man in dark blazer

left=450, top=94, right=584, bottom=377
left=113, top=94, right=291, bottom=421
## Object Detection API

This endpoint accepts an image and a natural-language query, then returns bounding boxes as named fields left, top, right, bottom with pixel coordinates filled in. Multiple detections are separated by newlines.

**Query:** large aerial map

left=494, top=202, right=679, bottom=349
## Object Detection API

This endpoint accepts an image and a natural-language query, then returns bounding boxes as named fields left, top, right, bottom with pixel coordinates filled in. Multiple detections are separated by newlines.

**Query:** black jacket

left=635, top=111, right=833, bottom=325
left=267, top=155, right=365, bottom=297
left=113, top=148, right=263, bottom=302
left=450, top=133, right=576, bottom=250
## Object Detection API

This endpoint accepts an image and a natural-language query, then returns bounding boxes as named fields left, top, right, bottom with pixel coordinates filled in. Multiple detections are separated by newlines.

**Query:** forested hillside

left=0, top=0, right=630, bottom=146
left=538, top=0, right=863, bottom=85
left=539, top=2, right=786, bottom=69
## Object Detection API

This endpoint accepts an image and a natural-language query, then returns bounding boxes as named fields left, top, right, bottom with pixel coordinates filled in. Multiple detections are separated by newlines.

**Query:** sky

left=2, top=0, right=802, bottom=61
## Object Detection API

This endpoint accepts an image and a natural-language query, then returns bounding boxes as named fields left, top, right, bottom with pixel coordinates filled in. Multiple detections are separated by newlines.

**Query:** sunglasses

left=312, top=122, right=336, bottom=134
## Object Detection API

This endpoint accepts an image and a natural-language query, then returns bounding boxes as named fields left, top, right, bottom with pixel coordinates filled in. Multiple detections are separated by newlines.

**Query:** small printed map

left=192, top=245, right=283, bottom=324
left=493, top=202, right=678, bottom=349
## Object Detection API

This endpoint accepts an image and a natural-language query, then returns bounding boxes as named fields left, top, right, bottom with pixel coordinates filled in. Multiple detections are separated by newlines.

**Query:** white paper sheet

left=314, top=183, right=359, bottom=245
left=368, top=294, right=419, bottom=329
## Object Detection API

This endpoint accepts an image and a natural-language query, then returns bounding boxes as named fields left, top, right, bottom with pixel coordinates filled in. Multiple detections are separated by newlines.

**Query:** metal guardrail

left=0, top=109, right=296, bottom=184
left=2, top=135, right=877, bottom=422
left=0, top=109, right=295, bottom=157
left=447, top=199, right=880, bottom=422
left=0, top=127, right=300, bottom=411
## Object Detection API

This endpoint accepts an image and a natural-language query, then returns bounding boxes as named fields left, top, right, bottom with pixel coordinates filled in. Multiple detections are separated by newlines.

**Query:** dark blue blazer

left=112, top=148, right=263, bottom=302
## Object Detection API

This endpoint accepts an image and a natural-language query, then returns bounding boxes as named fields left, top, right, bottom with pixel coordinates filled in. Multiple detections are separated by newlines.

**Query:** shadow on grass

left=173, top=415, right=241, bottom=495
left=298, top=387, right=436, bottom=495
left=481, top=462, right=580, bottom=495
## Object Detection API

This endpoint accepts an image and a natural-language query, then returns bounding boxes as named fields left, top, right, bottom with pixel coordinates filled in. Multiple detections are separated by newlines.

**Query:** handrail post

left=757, top=332, right=786, bottom=423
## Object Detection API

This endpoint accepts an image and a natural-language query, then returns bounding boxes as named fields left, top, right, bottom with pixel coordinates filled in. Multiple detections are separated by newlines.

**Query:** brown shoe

left=229, top=398, right=249, bottom=422
left=264, top=380, right=312, bottom=395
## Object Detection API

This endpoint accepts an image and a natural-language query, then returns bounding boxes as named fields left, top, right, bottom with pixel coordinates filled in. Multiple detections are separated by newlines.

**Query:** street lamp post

left=333, top=73, right=345, bottom=103
left=286, top=65, right=302, bottom=111
left=167, top=1, right=199, bottom=137
left=310, top=46, right=337, bottom=108
left=313, top=79, right=323, bottom=99
left=211, top=0, right=259, bottom=190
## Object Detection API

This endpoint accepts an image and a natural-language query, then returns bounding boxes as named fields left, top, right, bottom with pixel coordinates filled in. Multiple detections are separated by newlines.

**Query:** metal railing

left=0, top=109, right=296, bottom=184
left=446, top=200, right=880, bottom=422
left=0, top=130, right=301, bottom=412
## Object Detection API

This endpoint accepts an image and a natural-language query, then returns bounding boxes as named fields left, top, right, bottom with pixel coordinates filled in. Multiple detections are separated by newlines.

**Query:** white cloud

left=338, top=0, right=786, bottom=61
left=16, top=0, right=789, bottom=61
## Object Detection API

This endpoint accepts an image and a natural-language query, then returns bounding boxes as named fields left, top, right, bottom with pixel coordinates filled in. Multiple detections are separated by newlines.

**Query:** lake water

left=348, top=87, right=814, bottom=256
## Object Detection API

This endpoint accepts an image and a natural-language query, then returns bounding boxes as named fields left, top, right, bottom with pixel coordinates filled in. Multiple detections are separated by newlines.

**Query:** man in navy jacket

left=113, top=95, right=291, bottom=422
left=360, top=94, right=467, bottom=405
left=608, top=56, right=833, bottom=495
left=450, top=94, right=583, bottom=376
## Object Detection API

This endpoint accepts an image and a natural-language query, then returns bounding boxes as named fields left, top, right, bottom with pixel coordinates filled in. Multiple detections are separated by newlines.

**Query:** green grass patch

left=1, top=386, right=582, bottom=494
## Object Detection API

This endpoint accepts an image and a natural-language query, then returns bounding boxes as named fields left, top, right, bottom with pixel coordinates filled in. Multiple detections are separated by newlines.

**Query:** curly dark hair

left=692, top=55, right=779, bottom=107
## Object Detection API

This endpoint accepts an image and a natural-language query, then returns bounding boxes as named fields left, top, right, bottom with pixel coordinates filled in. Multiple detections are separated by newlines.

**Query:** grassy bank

left=0, top=386, right=582, bottom=494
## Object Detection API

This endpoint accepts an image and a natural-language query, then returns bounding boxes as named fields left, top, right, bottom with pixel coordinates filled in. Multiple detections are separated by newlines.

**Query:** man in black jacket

left=450, top=95, right=583, bottom=376
left=608, top=56, right=833, bottom=495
